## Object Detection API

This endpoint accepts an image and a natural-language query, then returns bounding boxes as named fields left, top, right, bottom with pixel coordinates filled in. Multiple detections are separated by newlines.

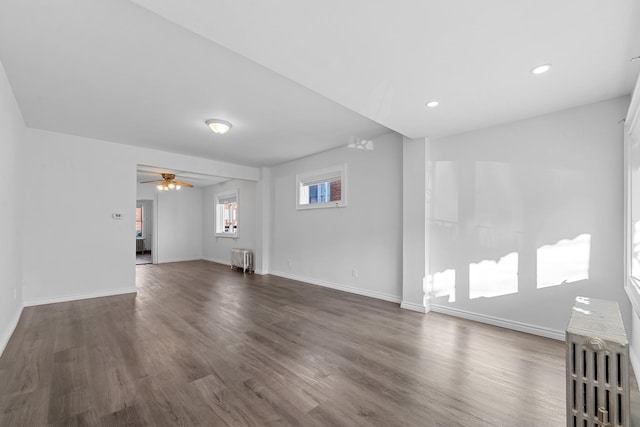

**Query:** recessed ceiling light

left=425, top=101, right=439, bottom=108
left=530, top=64, right=551, bottom=75
left=205, top=119, right=232, bottom=135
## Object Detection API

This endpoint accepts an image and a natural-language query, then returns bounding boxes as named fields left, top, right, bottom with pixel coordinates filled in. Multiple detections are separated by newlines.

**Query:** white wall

left=22, top=129, right=259, bottom=305
left=427, top=97, right=630, bottom=338
left=0, top=60, right=25, bottom=355
left=156, top=188, right=203, bottom=263
left=202, top=179, right=257, bottom=268
left=137, top=182, right=156, bottom=200
left=402, top=137, right=428, bottom=312
left=269, top=132, right=403, bottom=302
left=255, top=168, right=271, bottom=275
left=22, top=131, right=138, bottom=304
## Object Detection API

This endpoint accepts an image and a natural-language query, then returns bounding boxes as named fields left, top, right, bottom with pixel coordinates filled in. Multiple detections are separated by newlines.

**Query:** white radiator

left=136, top=238, right=144, bottom=253
left=566, top=297, right=629, bottom=427
left=231, top=248, right=253, bottom=273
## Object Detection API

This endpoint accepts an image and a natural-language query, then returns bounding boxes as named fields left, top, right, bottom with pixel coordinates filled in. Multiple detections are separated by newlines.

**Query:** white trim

left=625, top=76, right=640, bottom=316
left=24, top=287, right=137, bottom=307
left=270, top=270, right=401, bottom=303
left=204, top=258, right=267, bottom=274
left=401, top=301, right=429, bottom=313
left=626, top=280, right=640, bottom=318
left=0, top=305, right=23, bottom=358
left=631, top=343, right=640, bottom=389
left=203, top=257, right=231, bottom=267
left=156, top=256, right=203, bottom=264
left=430, top=304, right=565, bottom=341
left=627, top=75, right=640, bottom=137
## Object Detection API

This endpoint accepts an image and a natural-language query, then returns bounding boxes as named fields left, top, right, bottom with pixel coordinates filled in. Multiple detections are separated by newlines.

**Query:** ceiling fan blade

left=174, top=181, right=194, bottom=188
left=139, top=179, right=164, bottom=183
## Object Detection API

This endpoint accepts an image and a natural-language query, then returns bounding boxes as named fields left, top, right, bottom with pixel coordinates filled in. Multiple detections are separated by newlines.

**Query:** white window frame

left=215, top=189, right=239, bottom=238
left=624, top=79, right=640, bottom=317
left=135, top=205, right=143, bottom=237
left=296, top=164, right=347, bottom=210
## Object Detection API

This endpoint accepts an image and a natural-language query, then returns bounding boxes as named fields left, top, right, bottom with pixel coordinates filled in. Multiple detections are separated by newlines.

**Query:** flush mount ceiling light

left=425, top=100, right=439, bottom=108
left=530, top=64, right=552, bottom=75
left=206, top=119, right=232, bottom=135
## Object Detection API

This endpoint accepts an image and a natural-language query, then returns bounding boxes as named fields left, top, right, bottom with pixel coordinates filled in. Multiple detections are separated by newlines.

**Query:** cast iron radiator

left=231, top=248, right=253, bottom=273
left=566, top=297, right=629, bottom=427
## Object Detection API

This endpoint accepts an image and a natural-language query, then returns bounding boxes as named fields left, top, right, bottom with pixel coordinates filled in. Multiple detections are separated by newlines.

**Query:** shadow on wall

left=428, top=160, right=594, bottom=306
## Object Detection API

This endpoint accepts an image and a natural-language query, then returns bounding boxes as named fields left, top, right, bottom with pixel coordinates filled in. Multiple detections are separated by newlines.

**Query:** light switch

left=112, top=213, right=124, bottom=219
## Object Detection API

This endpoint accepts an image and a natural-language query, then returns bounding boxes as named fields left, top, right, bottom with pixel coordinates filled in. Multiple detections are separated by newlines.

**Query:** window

left=215, top=190, right=239, bottom=237
left=624, top=93, right=640, bottom=315
left=135, top=206, right=143, bottom=237
left=296, top=164, right=347, bottom=210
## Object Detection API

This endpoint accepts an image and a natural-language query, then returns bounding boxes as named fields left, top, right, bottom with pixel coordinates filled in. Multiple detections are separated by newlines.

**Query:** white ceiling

left=0, top=0, right=387, bottom=167
left=2, top=0, right=640, bottom=168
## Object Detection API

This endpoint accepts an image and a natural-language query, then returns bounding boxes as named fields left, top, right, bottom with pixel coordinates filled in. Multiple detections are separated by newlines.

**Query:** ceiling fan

left=140, top=173, right=194, bottom=191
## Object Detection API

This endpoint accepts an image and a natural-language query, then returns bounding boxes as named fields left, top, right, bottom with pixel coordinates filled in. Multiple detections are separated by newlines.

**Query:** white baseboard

left=204, top=257, right=267, bottom=275
left=24, top=287, right=137, bottom=307
left=270, top=271, right=401, bottom=304
left=156, top=256, right=203, bottom=264
left=0, top=305, right=23, bottom=358
left=430, top=304, right=565, bottom=341
left=203, top=257, right=231, bottom=266
left=401, top=301, right=430, bottom=313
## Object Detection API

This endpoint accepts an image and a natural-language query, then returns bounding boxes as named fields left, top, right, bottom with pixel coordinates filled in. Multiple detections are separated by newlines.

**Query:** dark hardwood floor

left=0, top=260, right=566, bottom=426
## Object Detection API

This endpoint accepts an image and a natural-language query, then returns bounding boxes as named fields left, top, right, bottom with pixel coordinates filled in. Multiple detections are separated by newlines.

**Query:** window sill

left=296, top=201, right=346, bottom=211
left=216, top=233, right=239, bottom=239
left=626, top=276, right=640, bottom=318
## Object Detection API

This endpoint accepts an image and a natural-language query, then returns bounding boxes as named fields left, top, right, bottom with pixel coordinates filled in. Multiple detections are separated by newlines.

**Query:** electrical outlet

left=112, top=213, right=124, bottom=220
left=352, top=268, right=358, bottom=278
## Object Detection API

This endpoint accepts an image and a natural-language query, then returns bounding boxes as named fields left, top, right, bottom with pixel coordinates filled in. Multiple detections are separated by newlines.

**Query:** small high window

left=296, top=164, right=347, bottom=210
left=215, top=190, right=239, bottom=237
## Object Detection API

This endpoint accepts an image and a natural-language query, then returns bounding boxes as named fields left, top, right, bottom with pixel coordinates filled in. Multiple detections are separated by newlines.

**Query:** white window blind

left=300, top=171, right=341, bottom=187
left=296, top=164, right=347, bottom=210
left=218, top=195, right=236, bottom=205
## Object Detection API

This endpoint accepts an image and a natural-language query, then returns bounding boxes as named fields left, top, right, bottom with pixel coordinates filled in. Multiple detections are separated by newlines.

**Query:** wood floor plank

left=0, top=260, right=573, bottom=426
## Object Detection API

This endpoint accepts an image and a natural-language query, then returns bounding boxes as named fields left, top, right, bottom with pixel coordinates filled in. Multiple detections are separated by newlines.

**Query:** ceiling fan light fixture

left=206, top=119, right=232, bottom=135
left=142, top=172, right=194, bottom=191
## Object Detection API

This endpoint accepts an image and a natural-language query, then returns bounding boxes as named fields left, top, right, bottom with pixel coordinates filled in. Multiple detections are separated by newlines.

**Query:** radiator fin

left=566, top=297, right=629, bottom=427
